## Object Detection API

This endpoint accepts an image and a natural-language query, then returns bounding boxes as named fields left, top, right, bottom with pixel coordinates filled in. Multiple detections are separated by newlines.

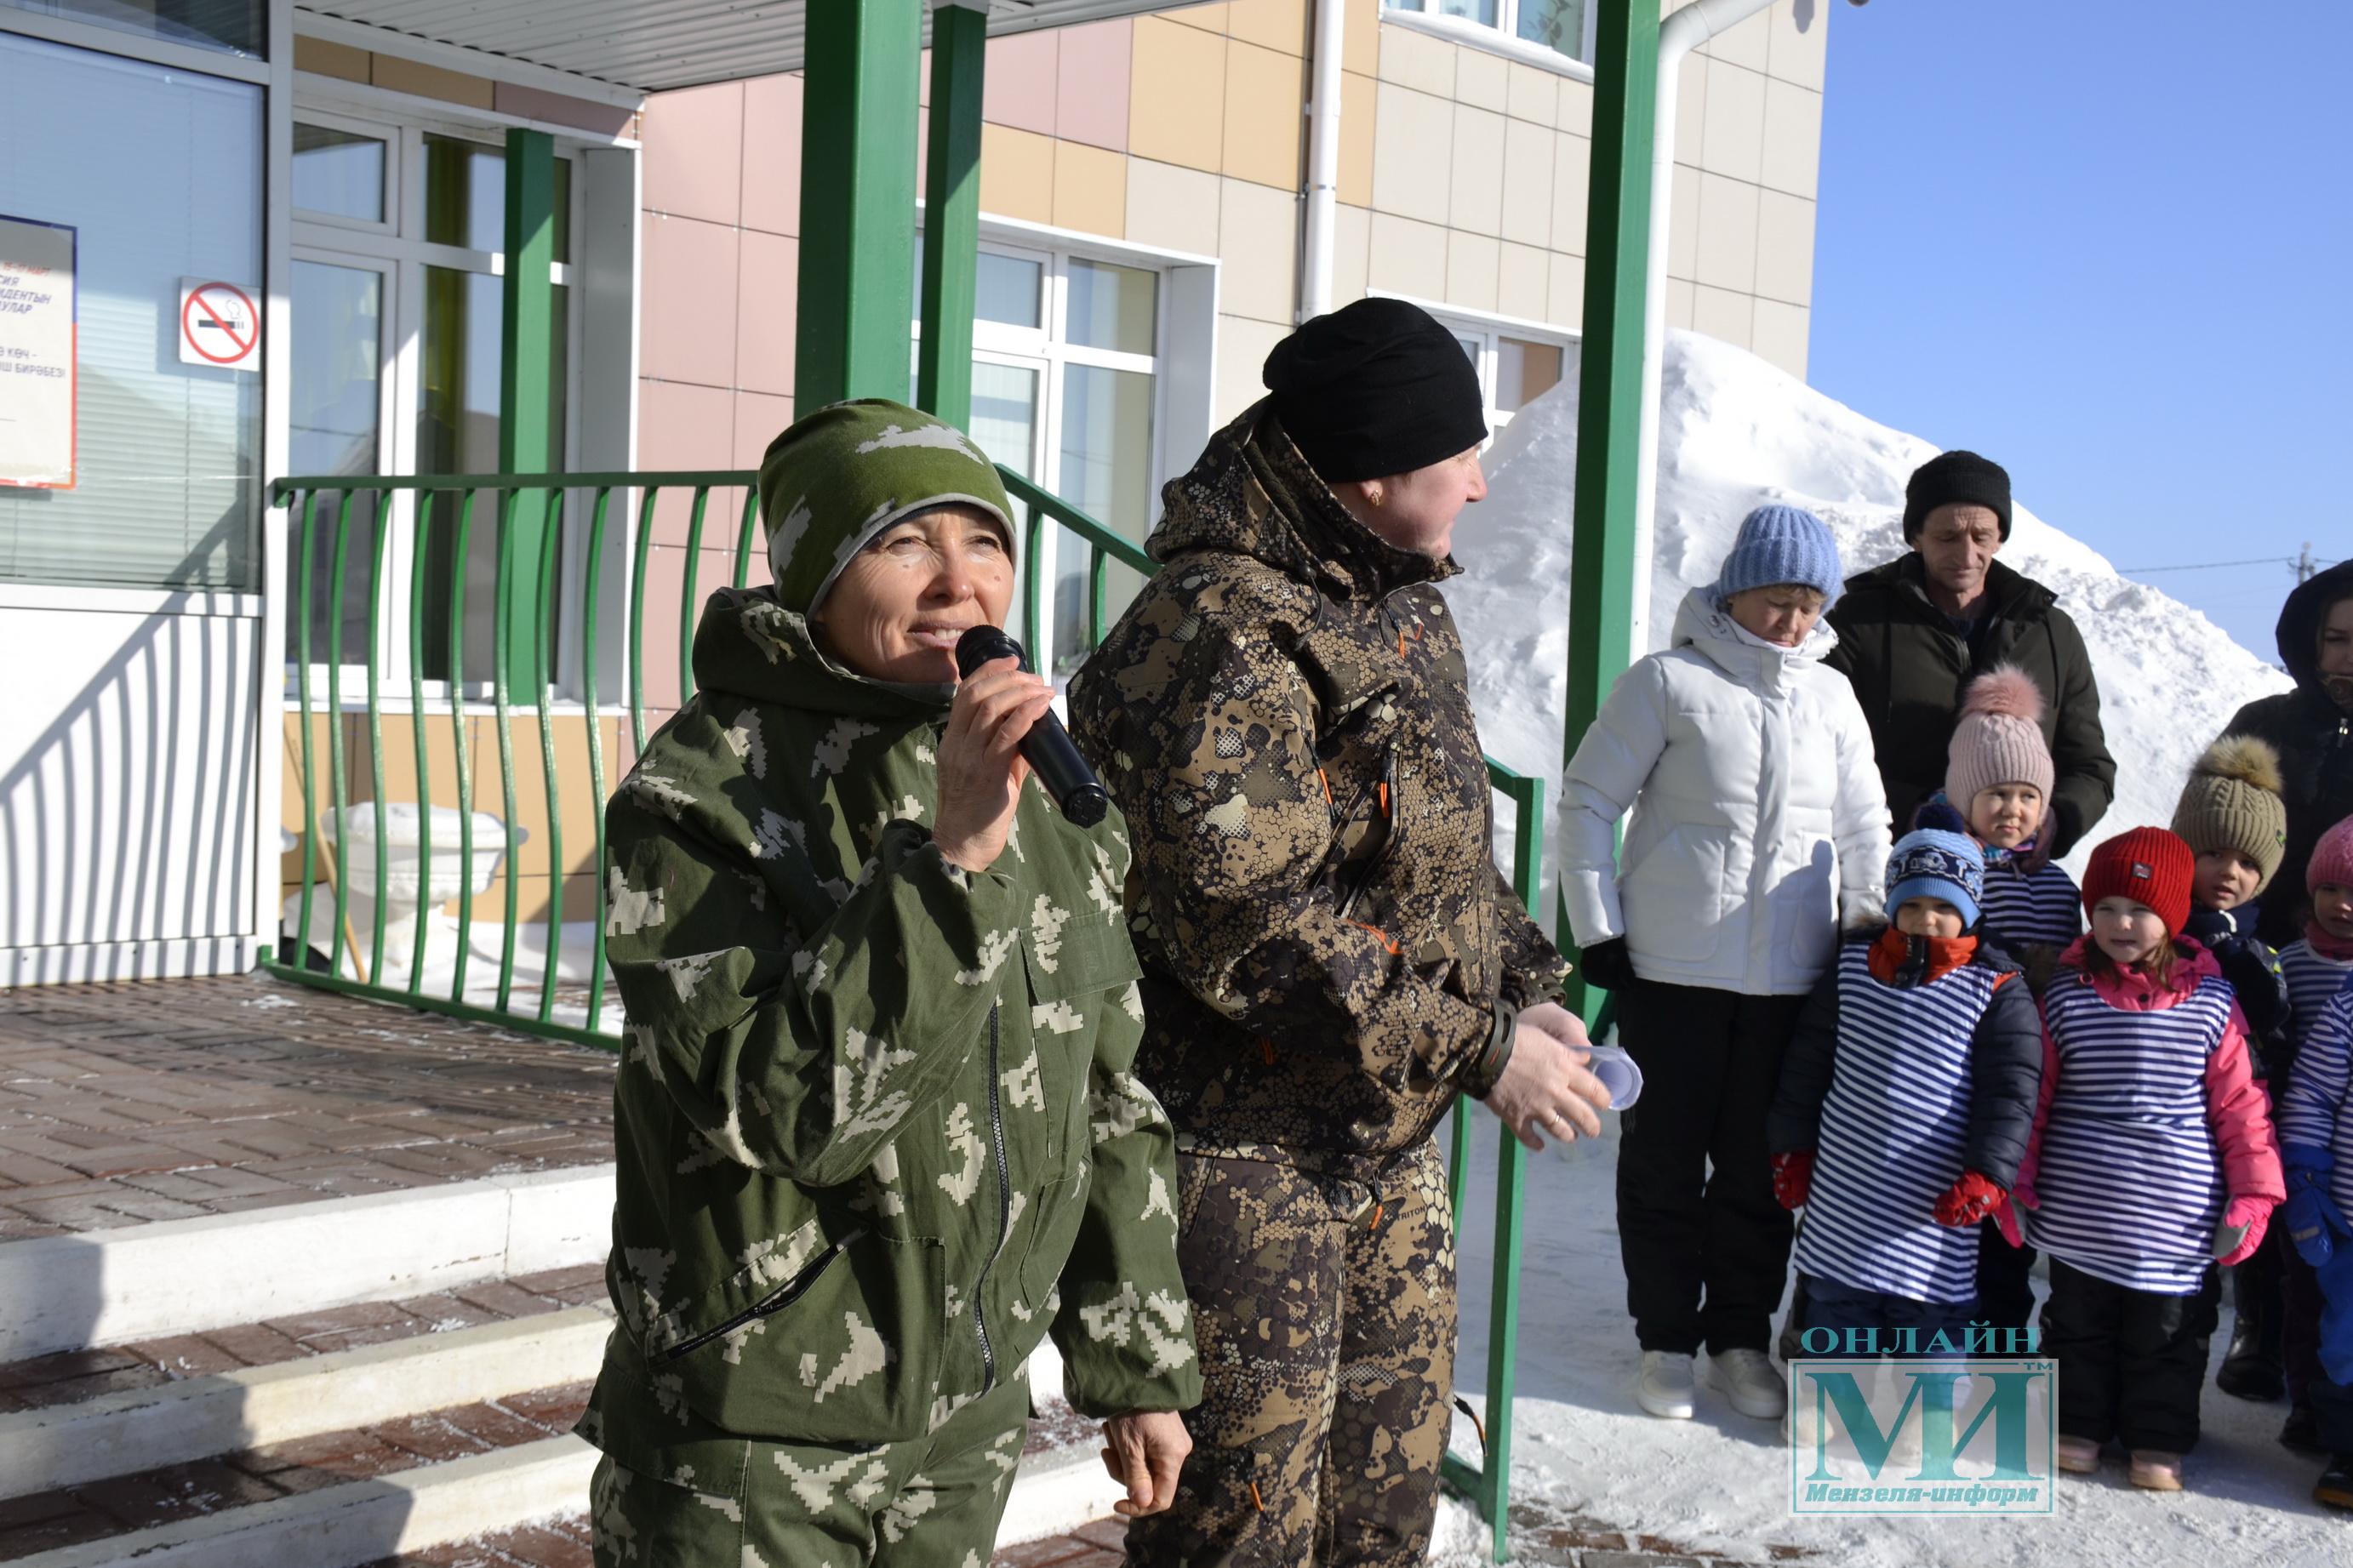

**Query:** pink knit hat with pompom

left=1945, top=665, right=2056, bottom=808
left=2310, top=816, right=2353, bottom=892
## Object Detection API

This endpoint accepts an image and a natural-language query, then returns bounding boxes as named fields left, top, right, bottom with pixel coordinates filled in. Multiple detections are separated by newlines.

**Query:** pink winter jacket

left=2013, top=938, right=2285, bottom=1262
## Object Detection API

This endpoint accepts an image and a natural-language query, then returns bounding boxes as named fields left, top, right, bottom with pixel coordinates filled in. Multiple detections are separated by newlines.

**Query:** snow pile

left=1448, top=330, right=2293, bottom=892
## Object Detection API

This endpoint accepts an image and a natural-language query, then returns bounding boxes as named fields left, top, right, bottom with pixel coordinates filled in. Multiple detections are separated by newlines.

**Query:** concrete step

left=0, top=1305, right=612, bottom=1500
left=0, top=1383, right=594, bottom=1567
left=0, top=1167, right=614, bottom=1366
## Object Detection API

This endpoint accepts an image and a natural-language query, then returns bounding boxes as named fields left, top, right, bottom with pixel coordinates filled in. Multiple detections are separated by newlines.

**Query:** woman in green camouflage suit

left=580, top=400, right=1200, bottom=1567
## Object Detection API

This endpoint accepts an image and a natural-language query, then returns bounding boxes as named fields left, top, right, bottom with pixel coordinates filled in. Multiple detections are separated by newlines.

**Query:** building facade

left=0, top=0, right=1825, bottom=991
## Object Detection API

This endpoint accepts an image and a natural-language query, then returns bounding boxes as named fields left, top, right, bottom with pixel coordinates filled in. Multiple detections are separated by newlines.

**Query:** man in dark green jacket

left=1824, top=450, right=2116, bottom=854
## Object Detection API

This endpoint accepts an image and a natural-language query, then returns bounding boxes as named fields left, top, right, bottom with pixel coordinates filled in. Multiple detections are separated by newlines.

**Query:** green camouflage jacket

left=1068, top=404, right=1568, bottom=1178
left=581, top=587, right=1200, bottom=1471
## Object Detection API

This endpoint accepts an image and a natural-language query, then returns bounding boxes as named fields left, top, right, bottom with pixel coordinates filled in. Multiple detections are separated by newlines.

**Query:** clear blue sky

left=1806, top=0, right=2352, bottom=662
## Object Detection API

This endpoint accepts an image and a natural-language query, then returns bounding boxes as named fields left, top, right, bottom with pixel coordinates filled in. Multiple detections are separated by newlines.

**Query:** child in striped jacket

left=2277, top=962, right=2353, bottom=1508
left=2281, top=818, right=2353, bottom=1048
left=1942, top=666, right=2082, bottom=957
left=2169, top=738, right=2302, bottom=1411
left=1928, top=665, right=2082, bottom=1344
left=1767, top=828, right=2043, bottom=1358
left=2275, top=818, right=2353, bottom=1451
left=2014, top=828, right=2284, bottom=1492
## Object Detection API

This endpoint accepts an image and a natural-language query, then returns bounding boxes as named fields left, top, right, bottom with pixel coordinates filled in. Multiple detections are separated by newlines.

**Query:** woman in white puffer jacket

left=1561, top=505, right=1889, bottom=1429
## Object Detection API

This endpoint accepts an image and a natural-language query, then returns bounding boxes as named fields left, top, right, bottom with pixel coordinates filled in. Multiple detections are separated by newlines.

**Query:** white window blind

left=0, top=31, right=263, bottom=590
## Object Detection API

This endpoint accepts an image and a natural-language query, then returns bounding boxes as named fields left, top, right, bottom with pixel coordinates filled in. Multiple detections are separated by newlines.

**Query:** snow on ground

left=1448, top=329, right=2294, bottom=894
left=1436, top=1121, right=2350, bottom=1567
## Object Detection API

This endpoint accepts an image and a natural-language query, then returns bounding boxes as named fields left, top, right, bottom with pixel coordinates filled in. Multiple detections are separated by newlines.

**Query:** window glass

left=0, top=31, right=261, bottom=590
left=1516, top=0, right=1585, bottom=55
left=0, top=0, right=262, bottom=57
left=1065, top=259, right=1155, bottom=356
left=976, top=253, right=1042, bottom=329
left=1436, top=0, right=1499, bottom=27
left=294, top=124, right=386, bottom=225
left=287, top=261, right=382, bottom=664
left=421, top=137, right=570, bottom=263
left=1053, top=363, right=1153, bottom=671
left=1496, top=337, right=1562, bottom=413
left=424, top=134, right=505, bottom=253
left=969, top=362, right=1039, bottom=476
left=291, top=262, right=381, bottom=476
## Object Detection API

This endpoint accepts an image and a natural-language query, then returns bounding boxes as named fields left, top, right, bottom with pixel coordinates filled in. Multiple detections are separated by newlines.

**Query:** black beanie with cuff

left=1903, top=449, right=2013, bottom=541
left=1262, top=298, right=1488, bottom=484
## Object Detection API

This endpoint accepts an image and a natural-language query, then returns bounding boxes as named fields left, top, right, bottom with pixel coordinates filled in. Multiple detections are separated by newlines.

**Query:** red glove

left=1934, top=1170, right=2007, bottom=1229
left=1771, top=1150, right=1813, bottom=1212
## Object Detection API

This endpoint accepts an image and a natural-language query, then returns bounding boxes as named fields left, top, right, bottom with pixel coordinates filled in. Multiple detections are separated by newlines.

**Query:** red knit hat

left=2082, top=826, right=2194, bottom=935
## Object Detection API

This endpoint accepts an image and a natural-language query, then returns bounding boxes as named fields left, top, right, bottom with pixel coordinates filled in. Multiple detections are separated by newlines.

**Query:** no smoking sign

left=178, top=277, right=260, bottom=371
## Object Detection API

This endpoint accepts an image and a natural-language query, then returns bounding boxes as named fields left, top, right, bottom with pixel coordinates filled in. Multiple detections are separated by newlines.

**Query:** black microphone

left=954, top=625, right=1111, bottom=829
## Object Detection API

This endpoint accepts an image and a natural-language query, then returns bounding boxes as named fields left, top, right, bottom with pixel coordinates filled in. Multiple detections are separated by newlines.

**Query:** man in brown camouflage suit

left=1071, top=299, right=1610, bottom=1566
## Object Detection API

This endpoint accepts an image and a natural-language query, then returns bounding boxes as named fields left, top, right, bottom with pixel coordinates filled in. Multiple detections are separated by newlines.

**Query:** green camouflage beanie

left=757, top=399, right=1014, bottom=613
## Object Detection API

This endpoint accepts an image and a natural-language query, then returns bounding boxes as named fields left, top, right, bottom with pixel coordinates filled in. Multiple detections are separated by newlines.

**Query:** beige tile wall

left=633, top=0, right=1828, bottom=465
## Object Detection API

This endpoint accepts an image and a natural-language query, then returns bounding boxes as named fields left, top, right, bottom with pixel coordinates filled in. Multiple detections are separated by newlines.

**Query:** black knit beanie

left=1262, top=299, right=1488, bottom=484
left=1903, top=449, right=2013, bottom=541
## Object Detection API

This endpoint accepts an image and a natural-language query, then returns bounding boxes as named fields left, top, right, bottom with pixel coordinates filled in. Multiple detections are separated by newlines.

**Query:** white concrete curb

left=0, top=1165, right=615, bottom=1362
left=994, top=1440, right=1127, bottom=1547
left=0, top=1304, right=614, bottom=1500
left=6, top=1433, right=597, bottom=1568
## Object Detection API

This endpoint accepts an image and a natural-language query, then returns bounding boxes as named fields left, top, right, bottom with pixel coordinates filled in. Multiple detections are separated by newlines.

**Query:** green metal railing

left=269, top=462, right=1541, bottom=1554
left=271, top=469, right=758, bottom=1046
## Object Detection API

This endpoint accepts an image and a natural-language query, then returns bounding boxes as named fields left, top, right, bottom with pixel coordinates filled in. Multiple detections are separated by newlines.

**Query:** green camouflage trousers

left=1124, top=1140, right=1457, bottom=1568
left=588, top=1376, right=1030, bottom=1568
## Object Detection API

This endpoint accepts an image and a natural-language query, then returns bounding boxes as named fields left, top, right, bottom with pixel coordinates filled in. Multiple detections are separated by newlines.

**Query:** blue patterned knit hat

left=1886, top=829, right=1985, bottom=928
left=1711, top=505, right=1843, bottom=607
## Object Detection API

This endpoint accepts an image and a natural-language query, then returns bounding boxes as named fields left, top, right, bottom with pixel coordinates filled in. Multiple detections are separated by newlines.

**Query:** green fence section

left=268, top=463, right=1540, bottom=1555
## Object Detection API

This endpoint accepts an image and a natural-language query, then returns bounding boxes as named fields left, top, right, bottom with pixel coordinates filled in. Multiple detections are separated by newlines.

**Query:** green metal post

left=797, top=0, right=922, bottom=408
left=1562, top=0, right=1658, bottom=1026
left=917, top=0, right=985, bottom=427
left=500, top=127, right=558, bottom=690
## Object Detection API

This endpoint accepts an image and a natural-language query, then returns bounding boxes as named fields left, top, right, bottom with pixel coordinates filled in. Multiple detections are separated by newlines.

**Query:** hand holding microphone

left=931, top=627, right=1111, bottom=874
left=954, top=627, right=1110, bottom=827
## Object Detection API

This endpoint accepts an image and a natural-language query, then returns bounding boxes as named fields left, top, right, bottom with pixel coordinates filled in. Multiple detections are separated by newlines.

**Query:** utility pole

left=2296, top=543, right=2317, bottom=583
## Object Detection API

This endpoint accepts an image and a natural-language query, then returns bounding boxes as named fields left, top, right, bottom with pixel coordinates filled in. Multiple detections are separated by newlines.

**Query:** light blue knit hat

left=1711, top=504, right=1842, bottom=606
left=1886, top=828, right=1985, bottom=929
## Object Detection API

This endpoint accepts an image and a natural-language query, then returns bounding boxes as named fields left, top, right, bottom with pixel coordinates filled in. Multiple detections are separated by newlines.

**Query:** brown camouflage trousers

left=588, top=1377, right=1028, bottom=1568
left=1125, top=1141, right=1457, bottom=1568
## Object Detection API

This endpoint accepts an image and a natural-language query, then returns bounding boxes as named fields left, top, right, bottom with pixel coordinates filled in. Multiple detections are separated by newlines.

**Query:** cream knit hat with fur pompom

left=2171, top=734, right=2289, bottom=890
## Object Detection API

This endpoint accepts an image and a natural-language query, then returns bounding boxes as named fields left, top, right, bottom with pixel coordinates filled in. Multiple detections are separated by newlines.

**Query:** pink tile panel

left=740, top=72, right=803, bottom=237
left=640, top=82, right=743, bottom=226
left=1054, top=20, right=1132, bottom=152
left=639, top=214, right=740, bottom=389
left=735, top=231, right=797, bottom=398
left=984, top=32, right=1059, bottom=136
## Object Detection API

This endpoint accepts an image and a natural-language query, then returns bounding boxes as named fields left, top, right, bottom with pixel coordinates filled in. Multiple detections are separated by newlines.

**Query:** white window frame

left=286, top=94, right=597, bottom=705
left=916, top=213, right=1219, bottom=675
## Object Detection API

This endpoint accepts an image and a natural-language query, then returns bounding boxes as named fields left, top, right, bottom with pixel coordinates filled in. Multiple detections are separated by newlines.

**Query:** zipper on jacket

left=1339, top=753, right=1404, bottom=922
left=971, top=1004, right=1013, bottom=1394
left=654, top=1227, right=868, bottom=1364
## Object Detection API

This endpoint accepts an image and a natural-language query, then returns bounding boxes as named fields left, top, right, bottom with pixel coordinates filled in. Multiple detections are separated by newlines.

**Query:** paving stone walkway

left=0, top=973, right=614, bottom=1241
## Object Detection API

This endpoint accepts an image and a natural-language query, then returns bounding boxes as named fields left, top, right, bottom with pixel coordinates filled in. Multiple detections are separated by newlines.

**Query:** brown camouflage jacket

left=1068, top=402, right=1567, bottom=1176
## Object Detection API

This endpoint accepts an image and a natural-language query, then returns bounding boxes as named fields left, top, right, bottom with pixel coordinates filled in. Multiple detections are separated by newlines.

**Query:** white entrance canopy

left=294, top=0, right=1215, bottom=94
